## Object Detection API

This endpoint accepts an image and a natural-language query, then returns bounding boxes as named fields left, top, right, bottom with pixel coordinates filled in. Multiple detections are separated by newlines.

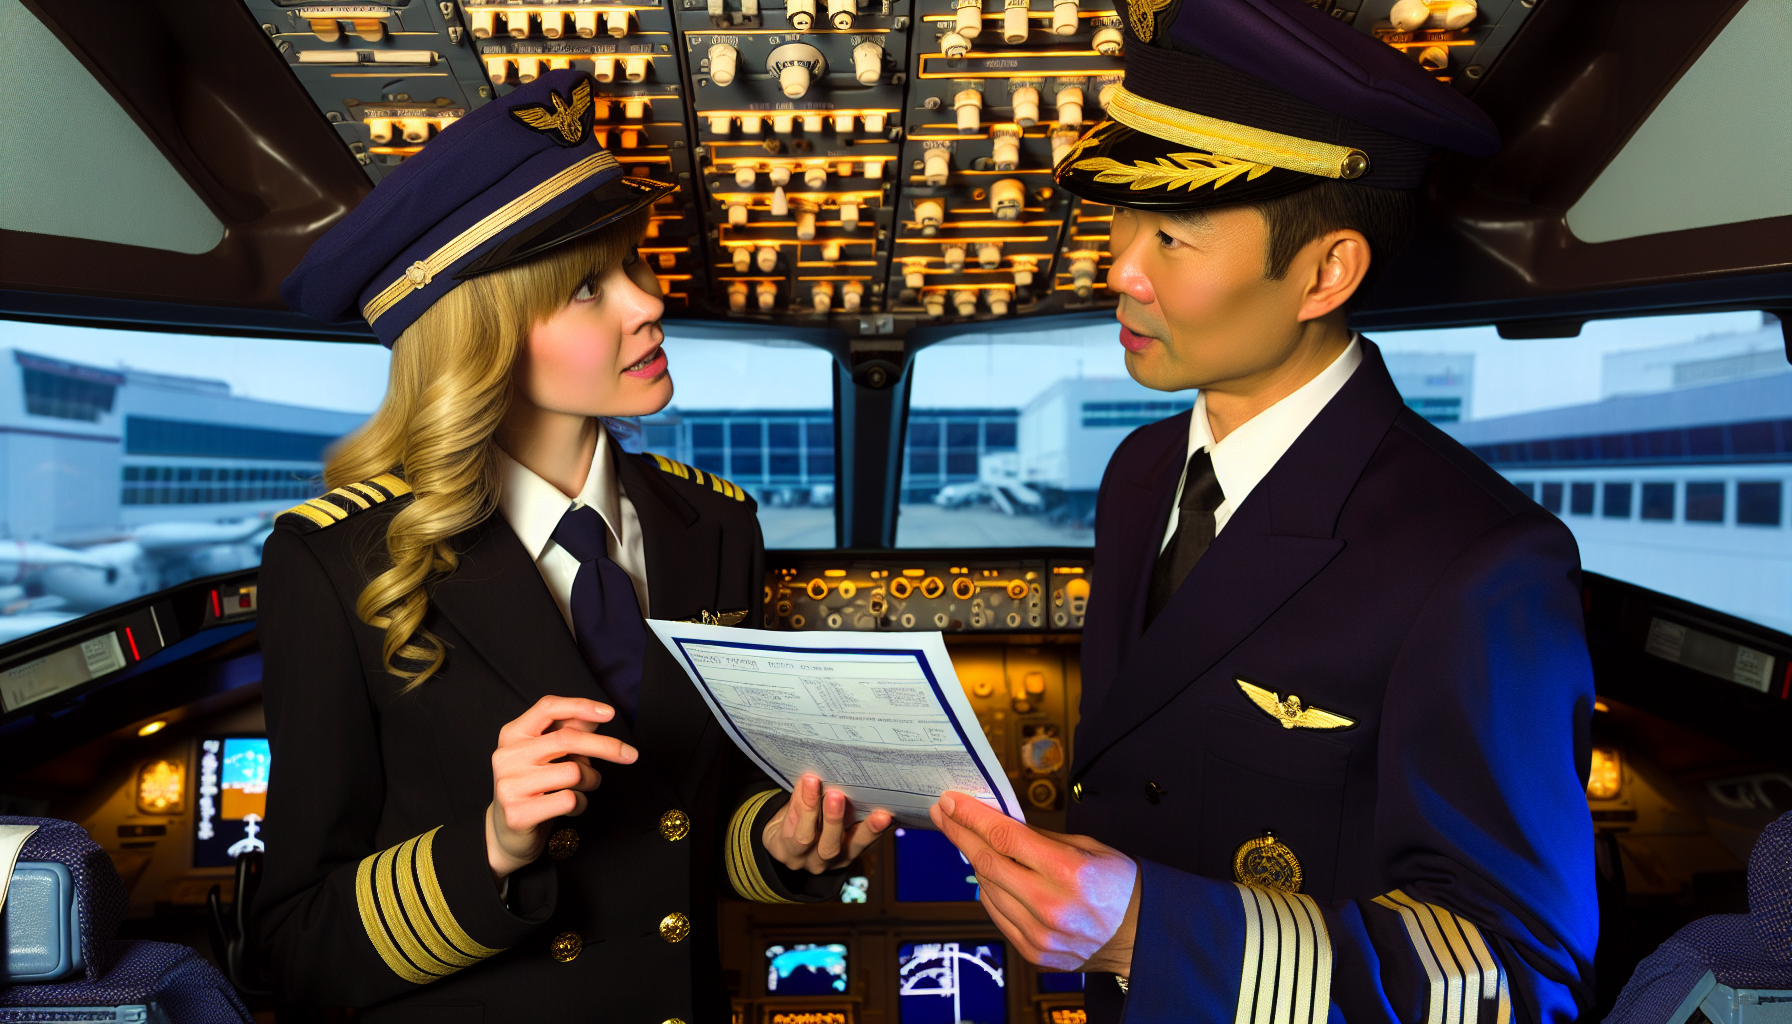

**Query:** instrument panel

left=764, top=551, right=1091, bottom=632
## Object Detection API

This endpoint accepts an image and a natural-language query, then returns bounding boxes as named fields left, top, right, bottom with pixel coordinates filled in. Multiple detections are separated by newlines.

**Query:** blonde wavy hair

left=325, top=208, right=651, bottom=687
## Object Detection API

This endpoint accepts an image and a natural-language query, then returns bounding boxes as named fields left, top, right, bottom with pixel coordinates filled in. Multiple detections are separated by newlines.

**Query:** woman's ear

left=1295, top=229, right=1370, bottom=323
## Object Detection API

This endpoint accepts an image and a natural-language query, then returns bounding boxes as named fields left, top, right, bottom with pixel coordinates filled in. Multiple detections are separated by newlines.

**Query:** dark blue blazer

left=1068, top=340, right=1598, bottom=1023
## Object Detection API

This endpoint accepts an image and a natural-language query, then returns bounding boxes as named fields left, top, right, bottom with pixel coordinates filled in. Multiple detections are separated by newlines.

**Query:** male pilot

left=928, top=0, right=1598, bottom=1021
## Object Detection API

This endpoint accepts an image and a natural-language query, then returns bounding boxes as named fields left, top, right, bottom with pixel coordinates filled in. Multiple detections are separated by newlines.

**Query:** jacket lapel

left=430, top=513, right=640, bottom=749
left=1071, top=340, right=1406, bottom=777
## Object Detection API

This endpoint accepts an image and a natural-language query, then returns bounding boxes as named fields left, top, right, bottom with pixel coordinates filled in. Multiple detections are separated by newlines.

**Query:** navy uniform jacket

left=254, top=443, right=840, bottom=1023
left=1069, top=341, right=1597, bottom=1023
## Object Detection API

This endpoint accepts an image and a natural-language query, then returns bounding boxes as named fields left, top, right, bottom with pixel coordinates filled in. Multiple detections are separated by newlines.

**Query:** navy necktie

left=1144, top=448, right=1225, bottom=628
left=551, top=505, right=647, bottom=723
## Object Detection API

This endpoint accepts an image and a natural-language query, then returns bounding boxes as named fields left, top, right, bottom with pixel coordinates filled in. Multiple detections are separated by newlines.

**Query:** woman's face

left=516, top=251, right=672, bottom=418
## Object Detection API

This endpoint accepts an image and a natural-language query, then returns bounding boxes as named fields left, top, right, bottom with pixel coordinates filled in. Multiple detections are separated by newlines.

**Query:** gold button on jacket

left=659, top=809, right=691, bottom=841
left=547, top=827, right=580, bottom=860
left=549, top=932, right=583, bottom=963
left=659, top=911, right=691, bottom=943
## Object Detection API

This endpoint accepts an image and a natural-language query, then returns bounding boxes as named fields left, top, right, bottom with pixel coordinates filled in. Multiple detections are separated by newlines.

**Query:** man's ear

left=1294, top=229, right=1370, bottom=323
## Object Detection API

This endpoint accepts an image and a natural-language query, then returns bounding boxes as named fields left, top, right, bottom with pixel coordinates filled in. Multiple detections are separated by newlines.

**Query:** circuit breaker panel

left=246, top=0, right=1534, bottom=330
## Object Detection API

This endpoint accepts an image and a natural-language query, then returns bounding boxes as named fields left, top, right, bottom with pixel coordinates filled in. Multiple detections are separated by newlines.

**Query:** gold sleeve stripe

left=1231, top=884, right=1333, bottom=1024
left=1373, top=890, right=1509, bottom=1024
left=414, top=827, right=505, bottom=958
left=283, top=501, right=338, bottom=528
left=347, top=481, right=386, bottom=503
left=392, top=835, right=482, bottom=969
left=373, top=842, right=458, bottom=977
left=330, top=486, right=372, bottom=510
left=305, top=497, right=349, bottom=521
left=371, top=472, right=413, bottom=497
left=727, top=789, right=798, bottom=904
left=354, top=848, right=442, bottom=985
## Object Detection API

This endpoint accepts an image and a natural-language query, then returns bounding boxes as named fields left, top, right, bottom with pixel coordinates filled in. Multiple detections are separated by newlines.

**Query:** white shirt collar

left=495, top=429, right=624, bottom=561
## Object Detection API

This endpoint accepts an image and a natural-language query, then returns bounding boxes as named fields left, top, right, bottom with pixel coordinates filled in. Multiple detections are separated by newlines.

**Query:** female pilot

left=256, top=69, right=889, bottom=1023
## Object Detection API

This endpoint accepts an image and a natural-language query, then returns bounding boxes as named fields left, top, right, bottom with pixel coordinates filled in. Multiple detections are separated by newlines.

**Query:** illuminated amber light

left=769, top=1014, right=848, bottom=1024
left=1050, top=1011, right=1090, bottom=1024
left=137, top=720, right=167, bottom=737
left=1587, top=748, right=1622, bottom=800
left=136, top=759, right=186, bottom=814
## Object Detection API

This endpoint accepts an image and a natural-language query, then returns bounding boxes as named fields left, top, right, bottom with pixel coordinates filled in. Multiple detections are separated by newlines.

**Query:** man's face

left=1106, top=205, right=1320, bottom=394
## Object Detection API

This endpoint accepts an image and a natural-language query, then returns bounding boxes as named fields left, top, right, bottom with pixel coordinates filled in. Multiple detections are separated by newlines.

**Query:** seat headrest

left=2, top=817, right=127, bottom=981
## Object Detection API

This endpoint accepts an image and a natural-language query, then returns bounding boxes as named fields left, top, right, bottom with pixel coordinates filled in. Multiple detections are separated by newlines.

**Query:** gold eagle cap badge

left=508, top=77, right=593, bottom=147
left=1236, top=678, right=1356, bottom=731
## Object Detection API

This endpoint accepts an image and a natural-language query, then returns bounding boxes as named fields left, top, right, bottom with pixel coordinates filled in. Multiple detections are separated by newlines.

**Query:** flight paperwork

left=648, top=621, right=1022, bottom=829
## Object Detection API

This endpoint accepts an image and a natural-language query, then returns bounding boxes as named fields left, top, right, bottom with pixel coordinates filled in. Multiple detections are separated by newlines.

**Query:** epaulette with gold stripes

left=646, top=452, right=748, bottom=502
left=276, top=472, right=414, bottom=533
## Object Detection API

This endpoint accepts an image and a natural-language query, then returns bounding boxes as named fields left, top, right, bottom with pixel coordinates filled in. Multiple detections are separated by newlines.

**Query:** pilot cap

left=1054, top=0, right=1500, bottom=210
left=282, top=69, right=673, bottom=347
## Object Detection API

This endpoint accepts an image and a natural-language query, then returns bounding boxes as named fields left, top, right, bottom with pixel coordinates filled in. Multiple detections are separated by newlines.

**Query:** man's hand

left=486, top=696, right=638, bottom=882
left=931, top=791, right=1140, bottom=975
left=762, top=773, right=892, bottom=874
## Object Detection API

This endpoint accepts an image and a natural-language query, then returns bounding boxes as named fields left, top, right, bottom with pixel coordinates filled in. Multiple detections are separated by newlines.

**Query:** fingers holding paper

left=763, top=773, right=894, bottom=874
left=929, top=790, right=1140, bottom=976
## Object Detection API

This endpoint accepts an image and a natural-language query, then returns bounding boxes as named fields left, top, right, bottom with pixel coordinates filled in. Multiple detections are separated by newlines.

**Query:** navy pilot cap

left=1054, top=0, right=1501, bottom=210
left=283, top=69, right=674, bottom=347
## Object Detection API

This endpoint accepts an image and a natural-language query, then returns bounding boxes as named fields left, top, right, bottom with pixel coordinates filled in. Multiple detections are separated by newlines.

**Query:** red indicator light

left=1781, top=661, right=1790, bottom=701
left=124, top=626, right=141, bottom=661
left=210, top=589, right=221, bottom=618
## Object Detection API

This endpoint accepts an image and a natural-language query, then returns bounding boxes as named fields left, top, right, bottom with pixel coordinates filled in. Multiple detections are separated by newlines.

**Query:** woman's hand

left=762, top=773, right=892, bottom=875
left=486, top=696, right=638, bottom=883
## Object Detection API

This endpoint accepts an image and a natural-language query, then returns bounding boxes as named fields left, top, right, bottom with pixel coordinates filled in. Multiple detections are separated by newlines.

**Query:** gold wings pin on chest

left=1237, top=678, right=1357, bottom=730
left=509, top=78, right=593, bottom=147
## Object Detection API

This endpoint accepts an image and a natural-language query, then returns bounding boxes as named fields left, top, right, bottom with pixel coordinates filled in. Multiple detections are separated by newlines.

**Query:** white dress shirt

left=496, top=430, right=651, bottom=633
left=1160, top=337, right=1363, bottom=552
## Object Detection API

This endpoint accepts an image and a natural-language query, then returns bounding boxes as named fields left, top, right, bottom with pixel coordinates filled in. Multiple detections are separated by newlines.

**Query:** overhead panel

left=237, top=0, right=1533, bottom=328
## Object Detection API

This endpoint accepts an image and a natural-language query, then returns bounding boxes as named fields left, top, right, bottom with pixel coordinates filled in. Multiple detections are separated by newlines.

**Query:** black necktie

left=1144, top=448, right=1225, bottom=627
left=551, top=505, right=647, bottom=723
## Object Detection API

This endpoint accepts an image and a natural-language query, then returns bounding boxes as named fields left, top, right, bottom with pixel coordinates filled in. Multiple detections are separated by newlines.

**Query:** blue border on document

left=668, top=636, right=1017, bottom=819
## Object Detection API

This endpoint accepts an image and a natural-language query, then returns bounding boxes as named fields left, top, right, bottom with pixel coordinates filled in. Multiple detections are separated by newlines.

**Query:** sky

left=0, top=309, right=1768, bottom=422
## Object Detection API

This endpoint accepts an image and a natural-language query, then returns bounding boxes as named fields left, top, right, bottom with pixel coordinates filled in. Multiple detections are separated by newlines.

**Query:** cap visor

left=455, top=175, right=676, bottom=280
left=1054, top=122, right=1321, bottom=211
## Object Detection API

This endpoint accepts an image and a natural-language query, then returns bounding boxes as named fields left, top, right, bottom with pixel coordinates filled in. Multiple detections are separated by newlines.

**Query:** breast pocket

left=1197, top=708, right=1351, bottom=902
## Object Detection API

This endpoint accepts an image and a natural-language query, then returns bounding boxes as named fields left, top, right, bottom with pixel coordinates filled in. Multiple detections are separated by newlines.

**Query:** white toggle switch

left=863, top=112, right=887, bottom=133
left=1055, top=86, right=1083, bottom=127
left=1002, top=0, right=1030, bottom=43
left=728, top=281, right=749, bottom=312
left=547, top=55, right=575, bottom=71
left=401, top=118, right=431, bottom=143
left=954, top=0, right=983, bottom=37
left=756, top=246, right=779, bottom=272
left=991, top=127, right=1021, bottom=170
left=708, top=43, right=739, bottom=86
left=623, top=56, right=649, bottom=82
left=943, top=244, right=967, bottom=271
left=768, top=164, right=792, bottom=186
left=862, top=157, right=885, bottom=180
left=517, top=57, right=545, bottom=83
left=1092, top=26, right=1123, bottom=55
left=741, top=114, right=763, bottom=133
left=1097, top=81, right=1119, bottom=109
left=852, top=41, right=883, bottom=84
left=1052, top=0, right=1077, bottom=34
left=574, top=9, right=600, bottom=36
left=1050, top=128, right=1078, bottom=166
left=769, top=43, right=826, bottom=98
left=940, top=30, right=971, bottom=58
left=915, top=198, right=945, bottom=235
left=734, top=165, right=757, bottom=187
left=836, top=159, right=854, bottom=177
left=924, top=292, right=946, bottom=316
left=804, top=165, right=828, bottom=188
left=732, top=247, right=752, bottom=272
left=756, top=280, right=778, bottom=311
left=821, top=239, right=843, bottom=261
left=841, top=280, right=864, bottom=312
left=954, top=88, right=983, bottom=132
left=623, top=97, right=648, bottom=119
left=903, top=261, right=927, bottom=290
left=796, top=207, right=818, bottom=240
left=978, top=243, right=1002, bottom=268
left=990, top=177, right=1025, bottom=220
left=772, top=113, right=795, bottom=133
left=1011, top=85, right=1040, bottom=126
left=771, top=186, right=789, bottom=216
left=367, top=119, right=394, bottom=144
left=840, top=200, right=860, bottom=231
left=1070, top=255, right=1098, bottom=298
left=708, top=0, right=724, bottom=18
left=1011, top=256, right=1037, bottom=286
left=468, top=9, right=495, bottom=38
left=828, top=0, right=856, bottom=29
left=483, top=56, right=512, bottom=83
left=508, top=9, right=531, bottom=37
left=811, top=280, right=834, bottom=313
left=786, top=0, right=817, bottom=29
left=836, top=113, right=856, bottom=134
left=985, top=289, right=1011, bottom=315
left=800, top=113, right=823, bottom=134
left=922, top=147, right=951, bottom=186
left=606, top=9, right=631, bottom=37
left=953, top=289, right=979, bottom=316
left=708, top=114, right=733, bottom=135
left=727, top=201, right=750, bottom=226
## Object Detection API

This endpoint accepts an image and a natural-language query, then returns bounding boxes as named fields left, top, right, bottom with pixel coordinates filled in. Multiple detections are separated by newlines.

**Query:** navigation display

left=897, top=941, right=1005, bottom=1023
left=765, top=942, right=850, bottom=995
left=194, top=735, right=270, bottom=867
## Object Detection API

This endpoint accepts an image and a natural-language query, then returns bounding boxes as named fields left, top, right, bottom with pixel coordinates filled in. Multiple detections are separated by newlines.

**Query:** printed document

left=647, top=620, right=1023, bottom=828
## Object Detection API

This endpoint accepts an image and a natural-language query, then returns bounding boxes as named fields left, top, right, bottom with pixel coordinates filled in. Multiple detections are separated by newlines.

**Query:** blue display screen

left=194, top=735, right=271, bottom=868
left=765, top=943, right=849, bottom=994
left=898, top=941, right=1006, bottom=1024
left=894, top=827, right=979, bottom=902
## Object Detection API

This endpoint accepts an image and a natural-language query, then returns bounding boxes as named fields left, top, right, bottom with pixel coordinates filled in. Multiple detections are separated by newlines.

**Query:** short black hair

left=1184, top=181, right=1420, bottom=311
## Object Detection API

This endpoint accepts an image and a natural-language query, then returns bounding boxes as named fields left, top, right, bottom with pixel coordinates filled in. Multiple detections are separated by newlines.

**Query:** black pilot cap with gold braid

left=1053, top=0, right=1499, bottom=211
left=281, top=69, right=675, bottom=347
